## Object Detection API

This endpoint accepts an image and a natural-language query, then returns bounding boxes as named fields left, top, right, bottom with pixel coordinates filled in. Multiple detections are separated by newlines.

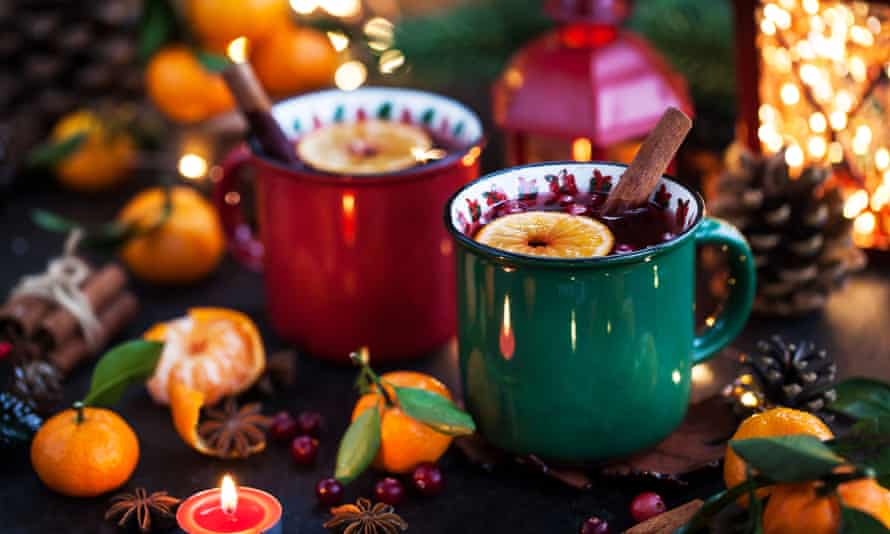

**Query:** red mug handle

left=214, top=145, right=264, bottom=272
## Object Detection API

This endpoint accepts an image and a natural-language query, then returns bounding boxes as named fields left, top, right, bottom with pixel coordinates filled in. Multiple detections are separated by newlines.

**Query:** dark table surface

left=2, top=89, right=890, bottom=533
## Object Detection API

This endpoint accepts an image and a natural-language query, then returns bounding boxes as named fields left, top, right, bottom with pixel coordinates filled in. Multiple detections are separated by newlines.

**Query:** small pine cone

left=741, top=335, right=838, bottom=413
left=10, top=361, right=63, bottom=415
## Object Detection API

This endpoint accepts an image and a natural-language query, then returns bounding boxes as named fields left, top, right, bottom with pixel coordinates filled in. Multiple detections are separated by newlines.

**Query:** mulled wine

left=472, top=188, right=683, bottom=258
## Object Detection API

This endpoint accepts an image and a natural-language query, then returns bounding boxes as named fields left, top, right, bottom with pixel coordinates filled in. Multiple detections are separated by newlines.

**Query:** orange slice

left=475, top=211, right=614, bottom=258
left=168, top=379, right=266, bottom=458
left=145, top=308, right=265, bottom=406
left=297, top=119, right=432, bottom=174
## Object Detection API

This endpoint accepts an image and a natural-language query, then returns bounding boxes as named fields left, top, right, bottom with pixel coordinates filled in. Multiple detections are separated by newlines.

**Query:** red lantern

left=493, top=0, right=693, bottom=166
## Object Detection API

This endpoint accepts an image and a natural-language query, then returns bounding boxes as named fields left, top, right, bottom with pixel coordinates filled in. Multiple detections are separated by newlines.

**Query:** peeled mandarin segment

left=475, top=211, right=614, bottom=258
left=145, top=307, right=265, bottom=405
left=297, top=119, right=432, bottom=175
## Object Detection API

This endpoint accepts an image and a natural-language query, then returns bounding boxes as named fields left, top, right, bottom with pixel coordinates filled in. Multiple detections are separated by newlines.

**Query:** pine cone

left=0, top=0, right=144, bottom=182
left=735, top=335, right=838, bottom=413
left=10, top=361, right=62, bottom=415
left=711, top=144, right=866, bottom=316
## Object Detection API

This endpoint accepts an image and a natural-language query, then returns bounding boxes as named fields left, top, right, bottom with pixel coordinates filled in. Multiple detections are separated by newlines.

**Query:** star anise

left=104, top=488, right=180, bottom=532
left=197, top=398, right=271, bottom=458
left=323, top=498, right=408, bottom=534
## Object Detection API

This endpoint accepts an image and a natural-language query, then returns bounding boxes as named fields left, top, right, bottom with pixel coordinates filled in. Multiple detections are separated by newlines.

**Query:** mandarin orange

left=31, top=405, right=139, bottom=497
left=145, top=308, right=265, bottom=406
left=351, top=371, right=453, bottom=474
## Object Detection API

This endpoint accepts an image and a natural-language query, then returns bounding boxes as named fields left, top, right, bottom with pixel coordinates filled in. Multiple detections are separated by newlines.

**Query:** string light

left=875, top=148, right=890, bottom=171
left=378, top=49, right=405, bottom=74
left=844, top=189, right=869, bottom=218
left=319, top=0, right=360, bottom=17
left=809, top=112, right=826, bottom=133
left=364, top=17, right=394, bottom=51
left=290, top=0, right=317, bottom=14
left=327, top=31, right=350, bottom=52
left=334, top=61, right=367, bottom=90
left=178, top=154, right=208, bottom=180
left=781, top=83, right=800, bottom=105
left=807, top=136, right=826, bottom=158
left=785, top=144, right=805, bottom=167
left=757, top=0, right=890, bottom=247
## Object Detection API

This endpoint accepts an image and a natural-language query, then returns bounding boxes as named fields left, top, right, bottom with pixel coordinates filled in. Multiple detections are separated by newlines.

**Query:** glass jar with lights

left=492, top=0, right=693, bottom=166
left=734, top=0, right=890, bottom=249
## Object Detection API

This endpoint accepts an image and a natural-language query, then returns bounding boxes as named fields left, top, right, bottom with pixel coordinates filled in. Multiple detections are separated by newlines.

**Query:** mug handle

left=213, top=145, right=264, bottom=272
left=691, top=217, right=756, bottom=365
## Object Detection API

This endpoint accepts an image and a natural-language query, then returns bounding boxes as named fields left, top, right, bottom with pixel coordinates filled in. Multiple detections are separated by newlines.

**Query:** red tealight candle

left=177, top=475, right=282, bottom=534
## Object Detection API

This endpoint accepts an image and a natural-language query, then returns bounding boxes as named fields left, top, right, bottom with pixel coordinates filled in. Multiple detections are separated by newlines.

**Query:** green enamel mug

left=445, top=162, right=755, bottom=462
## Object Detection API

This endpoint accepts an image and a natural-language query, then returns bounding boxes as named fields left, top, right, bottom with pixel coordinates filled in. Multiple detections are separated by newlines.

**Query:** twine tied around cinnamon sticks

left=0, top=231, right=138, bottom=374
left=10, top=231, right=104, bottom=352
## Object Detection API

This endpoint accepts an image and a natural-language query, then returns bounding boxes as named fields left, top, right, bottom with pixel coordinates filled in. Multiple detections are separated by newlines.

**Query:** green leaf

left=674, top=475, right=773, bottom=534
left=840, top=506, right=890, bottom=534
left=831, top=378, right=890, bottom=420
left=831, top=416, right=890, bottom=488
left=196, top=50, right=230, bottom=73
left=82, top=341, right=164, bottom=407
left=32, top=210, right=136, bottom=250
left=335, top=407, right=381, bottom=484
left=139, top=0, right=178, bottom=62
left=730, top=435, right=844, bottom=482
left=32, top=209, right=80, bottom=234
left=745, top=472, right=765, bottom=534
left=394, top=386, right=476, bottom=436
left=27, top=133, right=86, bottom=168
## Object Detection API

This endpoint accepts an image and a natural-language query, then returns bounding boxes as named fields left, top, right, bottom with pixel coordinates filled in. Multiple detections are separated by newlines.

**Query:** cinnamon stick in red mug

left=602, top=107, right=692, bottom=216
left=33, top=263, right=128, bottom=351
left=222, top=61, right=299, bottom=165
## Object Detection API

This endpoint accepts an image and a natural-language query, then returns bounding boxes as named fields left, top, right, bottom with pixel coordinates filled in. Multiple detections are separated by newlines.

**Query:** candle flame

left=221, top=475, right=238, bottom=515
left=227, top=37, right=249, bottom=64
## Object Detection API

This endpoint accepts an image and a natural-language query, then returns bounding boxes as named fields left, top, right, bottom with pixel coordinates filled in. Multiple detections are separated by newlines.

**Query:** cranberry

left=661, top=232, right=676, bottom=242
left=374, top=477, right=405, bottom=505
left=290, top=435, right=319, bottom=465
left=580, top=516, right=610, bottom=534
left=630, top=492, right=666, bottom=523
left=297, top=411, right=323, bottom=436
left=614, top=243, right=637, bottom=254
left=411, top=463, right=443, bottom=496
left=315, top=477, right=344, bottom=506
left=269, top=411, right=299, bottom=443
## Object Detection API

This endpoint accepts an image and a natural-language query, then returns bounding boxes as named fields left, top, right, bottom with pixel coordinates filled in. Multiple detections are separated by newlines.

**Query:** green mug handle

left=691, top=217, right=756, bottom=365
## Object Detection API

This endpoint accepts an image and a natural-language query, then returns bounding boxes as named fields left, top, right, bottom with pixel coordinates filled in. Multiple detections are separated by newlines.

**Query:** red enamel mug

left=214, top=88, right=484, bottom=362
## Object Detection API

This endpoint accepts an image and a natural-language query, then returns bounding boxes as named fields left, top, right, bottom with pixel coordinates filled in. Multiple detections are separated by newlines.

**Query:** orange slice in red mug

left=297, top=119, right=432, bottom=175
left=475, top=212, right=614, bottom=258
left=145, top=308, right=265, bottom=406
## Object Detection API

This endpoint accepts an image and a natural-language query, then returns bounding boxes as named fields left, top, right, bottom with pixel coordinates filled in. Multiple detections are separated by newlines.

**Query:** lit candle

left=177, top=475, right=282, bottom=534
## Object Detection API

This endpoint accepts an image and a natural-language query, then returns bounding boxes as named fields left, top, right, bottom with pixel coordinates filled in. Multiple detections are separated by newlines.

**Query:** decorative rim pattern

left=262, top=87, right=484, bottom=179
left=445, top=161, right=705, bottom=267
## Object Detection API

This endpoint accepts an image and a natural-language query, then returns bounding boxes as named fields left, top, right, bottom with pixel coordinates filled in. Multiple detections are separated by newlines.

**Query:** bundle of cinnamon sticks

left=0, top=262, right=138, bottom=374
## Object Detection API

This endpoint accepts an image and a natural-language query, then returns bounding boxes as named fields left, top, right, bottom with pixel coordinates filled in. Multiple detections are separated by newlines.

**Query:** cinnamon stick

left=0, top=295, right=52, bottom=339
left=222, top=62, right=299, bottom=164
left=602, top=107, right=692, bottom=216
left=624, top=499, right=703, bottom=534
left=33, top=263, right=128, bottom=351
left=48, top=291, right=139, bottom=374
